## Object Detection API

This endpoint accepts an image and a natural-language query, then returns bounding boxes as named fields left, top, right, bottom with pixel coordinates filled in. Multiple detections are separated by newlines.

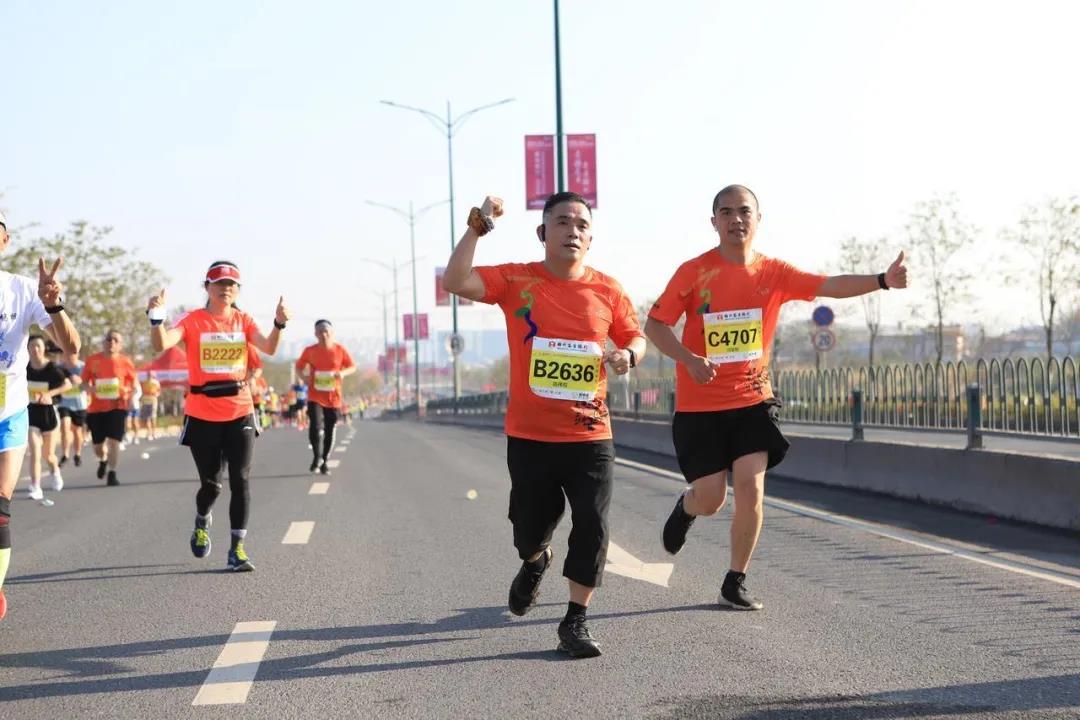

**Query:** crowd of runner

left=0, top=188, right=908, bottom=662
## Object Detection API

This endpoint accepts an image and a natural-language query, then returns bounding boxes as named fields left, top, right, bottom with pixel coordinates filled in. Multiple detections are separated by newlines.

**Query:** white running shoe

left=28, top=484, right=44, bottom=501
left=119, top=441, right=126, bottom=451
left=50, top=471, right=64, bottom=492
left=133, top=437, right=140, bottom=445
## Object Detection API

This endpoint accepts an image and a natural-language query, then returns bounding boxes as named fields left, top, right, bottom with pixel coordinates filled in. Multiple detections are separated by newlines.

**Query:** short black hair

left=28, top=334, right=45, bottom=345
left=314, top=319, right=332, bottom=328
left=712, top=185, right=759, bottom=215
left=542, top=191, right=592, bottom=221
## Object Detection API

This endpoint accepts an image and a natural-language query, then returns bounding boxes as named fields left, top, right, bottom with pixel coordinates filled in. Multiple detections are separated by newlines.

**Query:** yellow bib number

left=528, top=337, right=603, bottom=402
left=62, top=384, right=83, bottom=399
left=704, top=308, right=764, bottom=363
left=314, top=371, right=336, bottom=393
left=200, top=332, right=247, bottom=375
left=95, top=377, right=121, bottom=400
left=28, top=381, right=49, bottom=400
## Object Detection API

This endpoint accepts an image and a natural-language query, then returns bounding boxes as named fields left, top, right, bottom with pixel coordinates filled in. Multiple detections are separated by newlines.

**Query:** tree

left=838, top=235, right=891, bottom=368
left=905, top=195, right=975, bottom=364
left=1007, top=197, right=1080, bottom=362
left=7, top=222, right=168, bottom=359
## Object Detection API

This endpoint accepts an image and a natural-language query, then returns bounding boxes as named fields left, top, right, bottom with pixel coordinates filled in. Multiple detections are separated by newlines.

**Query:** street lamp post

left=361, top=258, right=411, bottom=412
left=370, top=290, right=391, bottom=387
left=554, top=0, right=565, bottom=191
left=380, top=96, right=514, bottom=405
left=367, top=200, right=447, bottom=416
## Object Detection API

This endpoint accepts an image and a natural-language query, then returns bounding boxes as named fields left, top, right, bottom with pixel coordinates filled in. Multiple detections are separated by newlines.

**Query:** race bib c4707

left=704, top=308, right=764, bottom=363
left=528, top=337, right=603, bottom=402
left=95, top=377, right=121, bottom=400
left=313, top=371, right=336, bottom=393
left=199, top=332, right=247, bottom=375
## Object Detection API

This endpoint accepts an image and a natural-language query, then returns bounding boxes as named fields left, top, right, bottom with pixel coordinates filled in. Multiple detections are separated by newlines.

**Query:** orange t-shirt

left=474, top=262, right=644, bottom=443
left=83, top=353, right=138, bottom=413
left=141, top=378, right=161, bottom=398
left=296, top=343, right=355, bottom=409
left=649, top=250, right=825, bottom=412
left=173, top=308, right=260, bottom=422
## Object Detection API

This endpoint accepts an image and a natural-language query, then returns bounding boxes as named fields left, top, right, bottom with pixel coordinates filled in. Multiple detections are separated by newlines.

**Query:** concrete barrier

left=425, top=412, right=1080, bottom=532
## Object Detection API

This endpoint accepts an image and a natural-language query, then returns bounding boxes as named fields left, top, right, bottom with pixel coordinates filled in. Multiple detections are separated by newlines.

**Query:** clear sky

left=4, top=0, right=1080, bottom=359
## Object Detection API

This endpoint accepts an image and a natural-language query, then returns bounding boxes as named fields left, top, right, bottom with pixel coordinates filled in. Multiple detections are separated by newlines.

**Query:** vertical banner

left=567, top=134, right=598, bottom=208
left=525, top=135, right=555, bottom=210
left=403, top=314, right=414, bottom=341
left=435, top=267, right=472, bottom=306
left=418, top=313, right=429, bottom=340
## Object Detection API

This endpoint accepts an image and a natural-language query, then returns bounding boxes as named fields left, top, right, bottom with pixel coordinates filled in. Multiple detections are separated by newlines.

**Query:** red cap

left=206, top=263, right=241, bottom=284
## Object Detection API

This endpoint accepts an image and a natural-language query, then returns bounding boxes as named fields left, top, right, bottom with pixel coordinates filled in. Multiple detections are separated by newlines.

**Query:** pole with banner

left=525, top=135, right=555, bottom=210
left=567, top=133, right=597, bottom=207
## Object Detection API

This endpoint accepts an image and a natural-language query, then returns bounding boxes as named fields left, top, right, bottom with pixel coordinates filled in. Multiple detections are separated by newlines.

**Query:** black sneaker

left=96, top=461, right=107, bottom=479
left=73, top=454, right=82, bottom=467
left=508, top=546, right=553, bottom=616
left=557, top=616, right=602, bottom=658
left=106, top=470, right=119, bottom=487
left=662, top=493, right=696, bottom=555
left=319, top=462, right=330, bottom=476
left=309, top=458, right=319, bottom=473
left=719, top=572, right=764, bottom=611
left=59, top=455, right=68, bottom=467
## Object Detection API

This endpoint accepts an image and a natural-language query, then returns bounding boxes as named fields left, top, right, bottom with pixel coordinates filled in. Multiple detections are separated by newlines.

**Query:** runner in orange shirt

left=82, top=331, right=138, bottom=486
left=147, top=260, right=290, bottom=572
left=443, top=192, right=646, bottom=659
left=138, top=371, right=162, bottom=441
left=296, top=320, right=355, bottom=475
left=646, top=184, right=909, bottom=610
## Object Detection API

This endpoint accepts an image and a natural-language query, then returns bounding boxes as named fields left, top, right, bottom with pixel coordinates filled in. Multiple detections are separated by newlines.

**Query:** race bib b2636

left=528, top=337, right=603, bottom=402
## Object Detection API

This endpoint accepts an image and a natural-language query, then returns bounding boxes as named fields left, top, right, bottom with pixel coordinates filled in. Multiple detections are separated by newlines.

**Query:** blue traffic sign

left=812, top=305, right=835, bottom=327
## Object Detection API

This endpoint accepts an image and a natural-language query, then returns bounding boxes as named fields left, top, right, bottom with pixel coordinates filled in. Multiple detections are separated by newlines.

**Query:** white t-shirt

left=0, top=271, right=53, bottom=421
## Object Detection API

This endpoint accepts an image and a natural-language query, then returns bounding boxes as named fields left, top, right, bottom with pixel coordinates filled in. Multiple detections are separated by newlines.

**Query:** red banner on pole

left=403, top=314, right=414, bottom=341
left=435, top=267, right=471, bottom=307
left=418, top=313, right=429, bottom=340
left=567, top=134, right=597, bottom=208
left=403, top=314, right=430, bottom=341
left=525, top=135, right=555, bottom=210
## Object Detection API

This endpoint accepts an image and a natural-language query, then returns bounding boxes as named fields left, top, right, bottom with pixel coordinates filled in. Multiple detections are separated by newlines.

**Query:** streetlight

left=361, top=257, right=417, bottom=412
left=366, top=200, right=448, bottom=416
left=554, top=0, right=566, bottom=191
left=380, top=96, right=514, bottom=404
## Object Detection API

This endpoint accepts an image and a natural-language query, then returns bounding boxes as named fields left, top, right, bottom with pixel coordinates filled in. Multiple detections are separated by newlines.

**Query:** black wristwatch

left=626, top=348, right=637, bottom=368
left=877, top=272, right=889, bottom=290
left=274, top=319, right=287, bottom=330
left=45, top=304, right=65, bottom=314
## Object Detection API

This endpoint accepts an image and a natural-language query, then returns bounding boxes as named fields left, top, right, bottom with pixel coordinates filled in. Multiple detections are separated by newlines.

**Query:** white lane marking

left=281, top=521, right=315, bottom=544
left=606, top=541, right=674, bottom=587
left=326, top=459, right=340, bottom=469
left=192, top=621, right=276, bottom=706
left=309, top=482, right=329, bottom=495
left=614, top=457, right=1080, bottom=590
left=333, top=446, right=346, bottom=453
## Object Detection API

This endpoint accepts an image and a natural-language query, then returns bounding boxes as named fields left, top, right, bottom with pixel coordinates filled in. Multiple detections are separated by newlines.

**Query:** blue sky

left=4, top=1, right=1080, bottom=359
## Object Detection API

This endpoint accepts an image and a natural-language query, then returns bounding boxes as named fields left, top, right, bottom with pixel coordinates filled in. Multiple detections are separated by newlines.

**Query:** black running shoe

left=106, top=470, right=119, bottom=487
left=662, top=493, right=696, bottom=555
left=96, top=461, right=107, bottom=479
left=319, top=462, right=330, bottom=476
left=73, top=454, right=82, bottom=467
left=309, top=458, right=319, bottom=473
left=508, top=546, right=553, bottom=616
left=557, top=616, right=602, bottom=658
left=719, top=572, right=764, bottom=611
left=59, top=455, right=68, bottom=467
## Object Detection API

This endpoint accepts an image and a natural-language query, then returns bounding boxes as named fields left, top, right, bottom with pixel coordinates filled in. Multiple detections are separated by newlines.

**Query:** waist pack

left=190, top=380, right=246, bottom=398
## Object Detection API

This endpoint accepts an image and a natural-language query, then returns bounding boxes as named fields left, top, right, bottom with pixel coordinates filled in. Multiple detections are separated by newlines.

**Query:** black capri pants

left=506, top=436, right=614, bottom=588
left=180, top=414, right=258, bottom=531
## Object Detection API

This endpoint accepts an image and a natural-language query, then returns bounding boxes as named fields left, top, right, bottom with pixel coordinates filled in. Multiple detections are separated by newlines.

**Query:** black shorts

left=672, top=399, right=789, bottom=482
left=180, top=413, right=260, bottom=447
left=28, top=405, right=59, bottom=433
left=57, top=406, right=87, bottom=427
left=506, top=436, right=614, bottom=588
left=87, top=409, right=128, bottom=444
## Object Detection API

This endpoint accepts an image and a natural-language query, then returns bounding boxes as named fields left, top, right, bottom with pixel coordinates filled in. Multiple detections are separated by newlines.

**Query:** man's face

left=104, top=334, right=122, bottom=354
left=316, top=325, right=333, bottom=343
left=710, top=189, right=760, bottom=247
left=28, top=339, right=45, bottom=363
left=539, top=201, right=592, bottom=263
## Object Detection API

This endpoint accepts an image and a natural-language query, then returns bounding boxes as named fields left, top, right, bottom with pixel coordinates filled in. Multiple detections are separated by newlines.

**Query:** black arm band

left=877, top=272, right=889, bottom=290
left=149, top=319, right=163, bottom=326
left=45, top=305, right=64, bottom=314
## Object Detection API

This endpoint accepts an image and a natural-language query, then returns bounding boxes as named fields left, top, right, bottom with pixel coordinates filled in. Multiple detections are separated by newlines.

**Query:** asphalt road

left=0, top=419, right=1077, bottom=719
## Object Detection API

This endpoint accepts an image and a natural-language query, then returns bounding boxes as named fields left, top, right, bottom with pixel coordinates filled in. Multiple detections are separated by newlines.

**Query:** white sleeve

left=24, top=278, right=52, bottom=328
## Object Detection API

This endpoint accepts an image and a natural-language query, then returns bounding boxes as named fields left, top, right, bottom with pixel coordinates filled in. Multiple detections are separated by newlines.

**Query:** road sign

left=812, top=305, right=835, bottom=327
left=447, top=333, right=465, bottom=356
left=811, top=328, right=836, bottom=352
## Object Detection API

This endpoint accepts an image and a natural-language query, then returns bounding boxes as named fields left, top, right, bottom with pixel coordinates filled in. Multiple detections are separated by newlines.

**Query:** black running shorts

left=87, top=409, right=128, bottom=444
left=671, top=399, right=789, bottom=482
left=28, top=405, right=59, bottom=433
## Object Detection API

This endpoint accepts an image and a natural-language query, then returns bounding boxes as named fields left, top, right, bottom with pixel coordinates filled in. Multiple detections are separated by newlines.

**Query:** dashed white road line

left=326, top=459, right=340, bottom=469
left=614, top=457, right=1080, bottom=590
left=192, top=621, right=276, bottom=706
left=281, top=521, right=315, bottom=544
left=333, top=446, right=346, bottom=453
left=309, top=482, right=329, bottom=495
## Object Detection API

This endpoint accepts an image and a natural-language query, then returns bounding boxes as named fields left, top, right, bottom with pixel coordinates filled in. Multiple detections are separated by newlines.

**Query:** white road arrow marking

left=605, top=541, right=673, bottom=587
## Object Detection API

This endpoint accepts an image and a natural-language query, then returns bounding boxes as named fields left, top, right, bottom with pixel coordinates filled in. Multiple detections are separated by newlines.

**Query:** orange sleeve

left=340, top=347, right=355, bottom=369
left=648, top=261, right=696, bottom=326
left=609, top=285, right=644, bottom=349
left=82, top=358, right=95, bottom=383
left=776, top=260, right=826, bottom=303
left=295, top=347, right=310, bottom=373
left=243, top=312, right=261, bottom=342
left=473, top=265, right=510, bottom=305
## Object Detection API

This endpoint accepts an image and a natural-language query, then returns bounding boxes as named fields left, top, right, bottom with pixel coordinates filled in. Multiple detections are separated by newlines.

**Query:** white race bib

left=28, top=381, right=49, bottom=398
left=528, top=337, right=603, bottom=402
left=704, top=308, right=764, bottom=363
left=199, top=332, right=247, bottom=374
left=314, top=371, right=336, bottom=393
left=95, top=377, right=121, bottom=400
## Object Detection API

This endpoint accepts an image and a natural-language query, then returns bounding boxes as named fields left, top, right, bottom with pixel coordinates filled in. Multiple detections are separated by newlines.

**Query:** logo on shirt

left=513, top=279, right=543, bottom=343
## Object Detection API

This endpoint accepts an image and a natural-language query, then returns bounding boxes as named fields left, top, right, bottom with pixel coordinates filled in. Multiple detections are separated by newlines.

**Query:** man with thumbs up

left=645, top=185, right=908, bottom=611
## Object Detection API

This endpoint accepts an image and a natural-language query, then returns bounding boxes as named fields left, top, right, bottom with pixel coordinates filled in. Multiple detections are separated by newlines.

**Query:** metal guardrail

left=427, top=356, right=1080, bottom=443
